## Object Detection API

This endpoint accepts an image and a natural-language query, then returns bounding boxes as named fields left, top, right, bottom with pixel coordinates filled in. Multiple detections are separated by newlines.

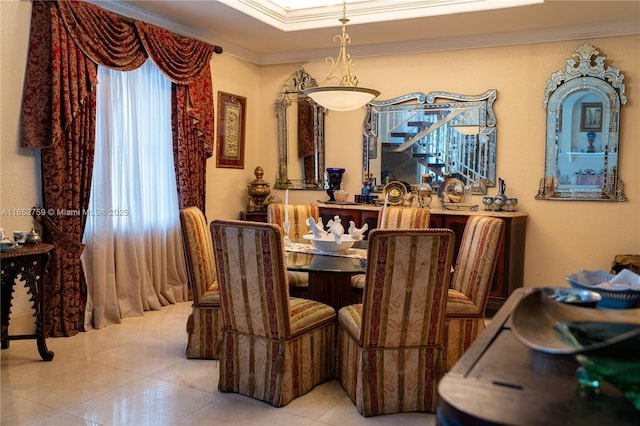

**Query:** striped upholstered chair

left=378, top=205, right=431, bottom=230
left=267, top=203, right=320, bottom=298
left=179, top=207, right=221, bottom=359
left=445, top=215, right=504, bottom=371
left=350, top=206, right=431, bottom=302
left=210, top=220, right=336, bottom=407
left=338, top=228, right=455, bottom=416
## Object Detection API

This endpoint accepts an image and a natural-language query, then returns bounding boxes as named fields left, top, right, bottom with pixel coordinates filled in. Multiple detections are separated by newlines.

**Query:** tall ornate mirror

left=274, top=67, right=326, bottom=190
left=536, top=43, right=627, bottom=201
left=363, top=90, right=497, bottom=194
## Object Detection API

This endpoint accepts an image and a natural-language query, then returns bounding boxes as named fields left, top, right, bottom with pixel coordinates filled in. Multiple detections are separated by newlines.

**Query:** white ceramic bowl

left=303, top=234, right=359, bottom=253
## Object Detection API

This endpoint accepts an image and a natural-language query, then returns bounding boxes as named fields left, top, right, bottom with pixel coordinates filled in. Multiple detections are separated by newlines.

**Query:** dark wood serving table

left=286, top=243, right=366, bottom=312
left=1, top=243, right=55, bottom=361
left=437, top=288, right=640, bottom=425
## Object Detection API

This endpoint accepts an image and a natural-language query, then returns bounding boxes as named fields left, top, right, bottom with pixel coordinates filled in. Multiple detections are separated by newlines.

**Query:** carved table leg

left=1, top=246, right=54, bottom=361
left=1, top=274, right=15, bottom=349
left=27, top=252, right=54, bottom=361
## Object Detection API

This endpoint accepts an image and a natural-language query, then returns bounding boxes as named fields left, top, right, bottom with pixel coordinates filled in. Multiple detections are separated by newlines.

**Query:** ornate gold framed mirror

left=274, top=67, right=326, bottom=190
left=536, top=43, right=627, bottom=201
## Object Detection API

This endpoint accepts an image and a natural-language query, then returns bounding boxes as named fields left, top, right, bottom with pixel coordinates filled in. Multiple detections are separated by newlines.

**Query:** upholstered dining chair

left=210, top=220, right=336, bottom=407
left=267, top=203, right=320, bottom=297
left=267, top=202, right=320, bottom=240
left=378, top=205, right=431, bottom=229
left=338, top=228, right=455, bottom=416
left=350, top=206, right=431, bottom=302
left=445, top=215, right=504, bottom=371
left=179, top=207, right=221, bottom=359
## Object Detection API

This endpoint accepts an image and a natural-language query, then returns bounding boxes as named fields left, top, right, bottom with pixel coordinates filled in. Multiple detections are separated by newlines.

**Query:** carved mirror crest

left=537, top=43, right=627, bottom=201
left=274, top=67, right=326, bottom=190
left=363, top=90, right=497, bottom=194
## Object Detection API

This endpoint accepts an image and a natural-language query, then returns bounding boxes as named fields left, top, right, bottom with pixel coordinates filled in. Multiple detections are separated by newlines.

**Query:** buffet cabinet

left=318, top=204, right=528, bottom=312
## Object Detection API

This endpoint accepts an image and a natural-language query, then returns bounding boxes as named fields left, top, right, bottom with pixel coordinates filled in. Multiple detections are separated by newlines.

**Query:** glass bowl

left=576, top=354, right=640, bottom=410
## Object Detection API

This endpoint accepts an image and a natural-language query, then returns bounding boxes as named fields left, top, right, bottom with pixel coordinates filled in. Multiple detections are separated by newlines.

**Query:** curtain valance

left=57, top=0, right=146, bottom=71
left=22, top=0, right=218, bottom=149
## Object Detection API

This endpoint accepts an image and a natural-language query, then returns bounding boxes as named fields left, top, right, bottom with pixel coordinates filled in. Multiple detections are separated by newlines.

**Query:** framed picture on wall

left=216, top=92, right=246, bottom=169
left=580, top=102, right=602, bottom=132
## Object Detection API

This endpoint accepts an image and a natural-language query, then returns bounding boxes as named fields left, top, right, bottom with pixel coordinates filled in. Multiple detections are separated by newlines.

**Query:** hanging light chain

left=318, top=0, right=359, bottom=88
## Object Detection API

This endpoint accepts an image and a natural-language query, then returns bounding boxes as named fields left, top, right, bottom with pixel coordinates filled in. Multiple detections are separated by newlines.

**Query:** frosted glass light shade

left=303, top=86, right=380, bottom=111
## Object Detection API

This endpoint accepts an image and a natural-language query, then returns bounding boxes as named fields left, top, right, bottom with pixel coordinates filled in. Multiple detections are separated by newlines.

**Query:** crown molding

left=243, top=20, right=640, bottom=65
left=218, top=0, right=544, bottom=31
left=90, top=1, right=639, bottom=66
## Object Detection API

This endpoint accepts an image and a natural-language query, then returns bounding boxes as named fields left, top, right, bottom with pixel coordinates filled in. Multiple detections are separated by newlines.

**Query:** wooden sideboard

left=318, top=203, right=528, bottom=312
left=240, top=211, right=267, bottom=222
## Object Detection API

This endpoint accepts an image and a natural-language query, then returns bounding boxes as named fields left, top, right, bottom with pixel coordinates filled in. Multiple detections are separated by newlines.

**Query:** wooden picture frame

left=580, top=102, right=602, bottom=132
left=216, top=92, right=246, bottom=168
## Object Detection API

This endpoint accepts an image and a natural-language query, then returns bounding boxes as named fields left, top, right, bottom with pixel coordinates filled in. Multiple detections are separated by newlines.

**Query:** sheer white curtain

left=82, top=59, right=188, bottom=330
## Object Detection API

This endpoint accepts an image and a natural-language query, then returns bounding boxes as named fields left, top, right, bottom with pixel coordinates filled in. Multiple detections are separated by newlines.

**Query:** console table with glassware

left=318, top=203, right=528, bottom=312
left=1, top=243, right=55, bottom=361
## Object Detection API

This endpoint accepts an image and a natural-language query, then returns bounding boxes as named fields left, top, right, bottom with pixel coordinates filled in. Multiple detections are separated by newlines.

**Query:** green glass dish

left=576, top=354, right=640, bottom=410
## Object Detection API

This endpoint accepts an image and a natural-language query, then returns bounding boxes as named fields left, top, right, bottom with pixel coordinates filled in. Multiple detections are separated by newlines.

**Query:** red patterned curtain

left=20, top=0, right=218, bottom=337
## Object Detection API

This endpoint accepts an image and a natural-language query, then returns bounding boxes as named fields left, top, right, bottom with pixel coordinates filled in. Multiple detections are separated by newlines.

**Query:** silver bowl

left=542, top=287, right=601, bottom=308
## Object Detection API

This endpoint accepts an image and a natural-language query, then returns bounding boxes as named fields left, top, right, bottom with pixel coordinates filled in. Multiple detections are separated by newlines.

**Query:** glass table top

left=286, top=251, right=366, bottom=274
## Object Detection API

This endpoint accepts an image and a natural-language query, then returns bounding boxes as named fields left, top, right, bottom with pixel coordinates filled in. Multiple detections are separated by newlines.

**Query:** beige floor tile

left=1, top=302, right=437, bottom=425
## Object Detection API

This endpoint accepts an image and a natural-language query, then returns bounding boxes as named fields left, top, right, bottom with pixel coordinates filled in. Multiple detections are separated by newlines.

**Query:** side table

left=240, top=211, right=267, bottom=223
left=437, top=288, right=639, bottom=425
left=1, top=243, right=55, bottom=361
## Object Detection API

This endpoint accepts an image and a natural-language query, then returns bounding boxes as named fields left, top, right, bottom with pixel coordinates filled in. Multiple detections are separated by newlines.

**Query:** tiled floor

left=1, top=302, right=437, bottom=425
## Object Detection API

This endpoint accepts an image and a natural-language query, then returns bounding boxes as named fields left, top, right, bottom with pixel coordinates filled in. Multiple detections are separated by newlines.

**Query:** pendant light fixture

left=303, top=0, right=380, bottom=111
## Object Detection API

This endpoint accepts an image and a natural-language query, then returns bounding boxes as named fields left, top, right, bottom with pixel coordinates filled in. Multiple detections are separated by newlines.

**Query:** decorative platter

left=382, top=181, right=407, bottom=205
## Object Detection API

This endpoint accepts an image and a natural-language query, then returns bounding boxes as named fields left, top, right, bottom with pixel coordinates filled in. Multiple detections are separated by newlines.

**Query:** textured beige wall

left=3, top=0, right=638, bottom=331
left=1, top=0, right=44, bottom=334
left=258, top=37, right=639, bottom=290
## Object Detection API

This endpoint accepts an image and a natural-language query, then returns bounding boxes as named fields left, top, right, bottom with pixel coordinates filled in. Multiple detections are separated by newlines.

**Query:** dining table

left=285, top=241, right=367, bottom=312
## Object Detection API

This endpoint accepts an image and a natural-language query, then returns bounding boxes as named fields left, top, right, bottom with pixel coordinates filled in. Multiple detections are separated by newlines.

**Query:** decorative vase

left=417, top=174, right=432, bottom=208
left=246, top=166, right=271, bottom=212
left=24, top=228, right=41, bottom=246
left=492, top=178, right=508, bottom=210
left=326, top=168, right=345, bottom=201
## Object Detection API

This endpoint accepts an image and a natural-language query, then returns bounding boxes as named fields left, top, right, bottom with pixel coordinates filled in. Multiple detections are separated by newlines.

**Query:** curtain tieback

left=35, top=212, right=85, bottom=257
